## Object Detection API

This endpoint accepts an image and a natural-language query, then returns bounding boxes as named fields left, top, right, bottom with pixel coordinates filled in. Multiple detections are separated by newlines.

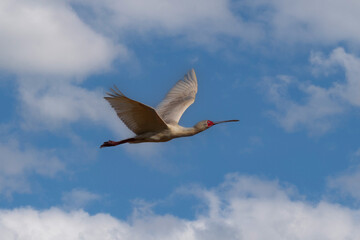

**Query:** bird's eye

left=207, top=120, right=214, bottom=127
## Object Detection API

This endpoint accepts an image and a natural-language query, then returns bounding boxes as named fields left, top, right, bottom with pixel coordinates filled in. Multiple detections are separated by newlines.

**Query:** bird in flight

left=101, top=69, right=238, bottom=148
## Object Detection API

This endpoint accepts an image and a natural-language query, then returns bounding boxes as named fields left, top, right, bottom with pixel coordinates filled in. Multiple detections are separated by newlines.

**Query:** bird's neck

left=169, top=125, right=202, bottom=137
left=181, top=126, right=203, bottom=136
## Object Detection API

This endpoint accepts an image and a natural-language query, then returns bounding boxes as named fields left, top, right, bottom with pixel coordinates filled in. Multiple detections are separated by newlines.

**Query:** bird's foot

left=100, top=140, right=117, bottom=148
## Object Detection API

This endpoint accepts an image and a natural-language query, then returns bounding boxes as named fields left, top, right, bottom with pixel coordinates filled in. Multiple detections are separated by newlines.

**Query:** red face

left=207, top=120, right=214, bottom=127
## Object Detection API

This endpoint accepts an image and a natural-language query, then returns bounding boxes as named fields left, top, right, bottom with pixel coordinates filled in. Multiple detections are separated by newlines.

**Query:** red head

left=206, top=120, right=215, bottom=127
left=207, top=119, right=239, bottom=128
left=194, top=119, right=239, bottom=131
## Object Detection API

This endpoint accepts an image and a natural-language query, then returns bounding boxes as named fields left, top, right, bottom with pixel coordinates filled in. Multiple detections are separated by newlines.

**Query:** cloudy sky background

left=1, top=0, right=360, bottom=239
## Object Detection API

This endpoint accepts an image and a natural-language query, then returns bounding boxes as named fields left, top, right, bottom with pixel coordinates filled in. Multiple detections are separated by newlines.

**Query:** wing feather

left=156, top=69, right=198, bottom=124
left=105, top=86, right=168, bottom=135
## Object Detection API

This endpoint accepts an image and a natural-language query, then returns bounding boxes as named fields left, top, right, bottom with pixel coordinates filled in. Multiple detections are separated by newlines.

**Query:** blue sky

left=1, top=0, right=360, bottom=239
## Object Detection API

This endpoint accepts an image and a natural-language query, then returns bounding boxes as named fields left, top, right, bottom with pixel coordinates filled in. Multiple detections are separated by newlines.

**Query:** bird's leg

left=100, top=140, right=120, bottom=148
left=100, top=138, right=136, bottom=148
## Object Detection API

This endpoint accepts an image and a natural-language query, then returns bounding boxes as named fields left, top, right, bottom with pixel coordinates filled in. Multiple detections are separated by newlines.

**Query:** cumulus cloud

left=263, top=48, right=360, bottom=134
left=0, top=140, right=64, bottom=196
left=1, top=174, right=360, bottom=239
left=0, top=0, right=122, bottom=77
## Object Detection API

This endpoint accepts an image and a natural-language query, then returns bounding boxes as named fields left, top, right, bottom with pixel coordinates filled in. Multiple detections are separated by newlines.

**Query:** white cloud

left=76, top=0, right=360, bottom=48
left=0, top=0, right=130, bottom=137
left=0, top=140, right=64, bottom=196
left=17, top=81, right=125, bottom=134
left=328, top=149, right=360, bottom=201
left=71, top=0, right=262, bottom=46
left=328, top=165, right=360, bottom=201
left=1, top=174, right=360, bottom=239
left=62, top=189, right=101, bottom=210
left=310, top=48, right=360, bottom=106
left=0, top=0, right=122, bottom=77
left=246, top=0, right=360, bottom=45
left=264, top=48, right=360, bottom=134
left=0, top=208, right=130, bottom=240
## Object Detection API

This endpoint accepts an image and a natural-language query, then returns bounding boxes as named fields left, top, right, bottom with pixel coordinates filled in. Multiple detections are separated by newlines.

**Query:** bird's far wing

left=105, top=86, right=169, bottom=135
left=156, top=69, right=198, bottom=124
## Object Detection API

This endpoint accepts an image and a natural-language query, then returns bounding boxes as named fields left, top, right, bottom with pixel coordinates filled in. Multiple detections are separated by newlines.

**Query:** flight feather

left=104, top=86, right=169, bottom=135
left=156, top=69, right=198, bottom=124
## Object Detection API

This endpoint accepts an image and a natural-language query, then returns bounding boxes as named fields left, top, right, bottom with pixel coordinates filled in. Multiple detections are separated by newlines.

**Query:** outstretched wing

left=156, top=69, right=198, bottom=124
left=105, top=86, right=169, bottom=135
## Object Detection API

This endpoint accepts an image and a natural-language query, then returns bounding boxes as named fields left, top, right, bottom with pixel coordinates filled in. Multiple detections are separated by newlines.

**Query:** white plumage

left=156, top=69, right=198, bottom=124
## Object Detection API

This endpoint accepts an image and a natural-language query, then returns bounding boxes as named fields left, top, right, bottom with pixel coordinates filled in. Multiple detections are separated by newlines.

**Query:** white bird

left=100, top=69, right=239, bottom=148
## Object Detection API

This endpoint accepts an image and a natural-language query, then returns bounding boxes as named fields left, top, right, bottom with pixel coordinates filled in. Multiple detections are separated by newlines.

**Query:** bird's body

left=131, top=124, right=201, bottom=143
left=101, top=69, right=238, bottom=148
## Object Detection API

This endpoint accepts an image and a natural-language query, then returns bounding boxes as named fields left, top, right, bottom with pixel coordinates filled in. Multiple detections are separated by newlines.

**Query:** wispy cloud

left=71, top=0, right=263, bottom=47
left=263, top=48, right=360, bottom=134
left=62, top=189, right=101, bottom=210
left=17, top=81, right=125, bottom=134
left=328, top=148, right=360, bottom=202
left=328, top=165, right=360, bottom=201
left=246, top=0, right=360, bottom=46
left=1, top=174, right=360, bottom=239
left=0, top=139, right=64, bottom=196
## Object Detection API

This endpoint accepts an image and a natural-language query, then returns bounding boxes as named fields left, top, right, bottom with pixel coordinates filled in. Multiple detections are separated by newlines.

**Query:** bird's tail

left=100, top=138, right=136, bottom=148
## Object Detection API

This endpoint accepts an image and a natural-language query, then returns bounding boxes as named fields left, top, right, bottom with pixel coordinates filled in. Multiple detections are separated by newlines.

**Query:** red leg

left=100, top=140, right=119, bottom=148
left=100, top=138, right=136, bottom=148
